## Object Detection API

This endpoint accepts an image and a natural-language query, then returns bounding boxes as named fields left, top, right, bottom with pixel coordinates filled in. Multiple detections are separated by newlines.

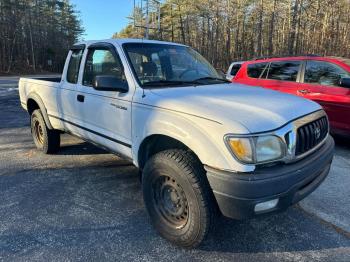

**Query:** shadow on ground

left=333, top=134, right=350, bottom=150
left=58, top=141, right=110, bottom=156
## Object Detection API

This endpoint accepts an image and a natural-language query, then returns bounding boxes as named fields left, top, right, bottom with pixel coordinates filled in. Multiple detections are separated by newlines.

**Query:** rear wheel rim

left=33, top=118, right=44, bottom=145
left=152, top=175, right=189, bottom=229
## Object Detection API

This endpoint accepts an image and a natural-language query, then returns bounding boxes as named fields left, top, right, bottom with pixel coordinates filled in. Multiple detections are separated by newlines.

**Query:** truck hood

left=146, top=83, right=322, bottom=133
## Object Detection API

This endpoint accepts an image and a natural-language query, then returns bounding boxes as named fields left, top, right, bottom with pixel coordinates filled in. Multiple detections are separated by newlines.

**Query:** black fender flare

left=27, top=92, right=54, bottom=130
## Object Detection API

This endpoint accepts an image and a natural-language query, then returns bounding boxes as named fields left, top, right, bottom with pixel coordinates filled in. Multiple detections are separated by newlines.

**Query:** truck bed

left=31, top=77, right=61, bottom=82
left=18, top=76, right=62, bottom=116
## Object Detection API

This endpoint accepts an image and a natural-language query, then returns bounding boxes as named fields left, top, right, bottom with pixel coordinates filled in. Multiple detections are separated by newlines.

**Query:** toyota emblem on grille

left=314, top=127, right=321, bottom=140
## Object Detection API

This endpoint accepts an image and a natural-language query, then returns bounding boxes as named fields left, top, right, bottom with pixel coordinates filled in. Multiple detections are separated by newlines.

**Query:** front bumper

left=205, top=136, right=335, bottom=219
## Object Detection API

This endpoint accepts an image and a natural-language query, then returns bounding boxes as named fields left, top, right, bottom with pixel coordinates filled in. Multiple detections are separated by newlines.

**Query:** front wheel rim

left=152, top=175, right=189, bottom=229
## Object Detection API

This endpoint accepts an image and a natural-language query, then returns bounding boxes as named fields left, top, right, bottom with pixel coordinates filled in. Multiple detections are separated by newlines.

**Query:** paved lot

left=0, top=77, right=349, bottom=261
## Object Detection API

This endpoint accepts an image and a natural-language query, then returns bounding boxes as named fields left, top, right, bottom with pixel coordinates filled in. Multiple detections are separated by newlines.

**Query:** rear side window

left=304, top=60, right=350, bottom=87
left=247, top=63, right=268, bottom=78
left=66, top=49, right=83, bottom=84
left=267, top=61, right=301, bottom=81
left=230, top=64, right=242, bottom=77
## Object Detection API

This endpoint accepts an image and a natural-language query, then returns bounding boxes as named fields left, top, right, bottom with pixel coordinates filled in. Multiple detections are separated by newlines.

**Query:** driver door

left=74, top=43, right=133, bottom=157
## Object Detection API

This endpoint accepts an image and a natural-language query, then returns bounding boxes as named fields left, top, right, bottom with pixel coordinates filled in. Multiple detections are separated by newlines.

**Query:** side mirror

left=339, top=77, right=350, bottom=88
left=93, top=75, right=128, bottom=93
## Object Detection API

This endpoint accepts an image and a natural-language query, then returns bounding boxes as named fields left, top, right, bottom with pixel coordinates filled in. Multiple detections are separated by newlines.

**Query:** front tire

left=31, top=109, right=60, bottom=154
left=142, top=149, right=216, bottom=248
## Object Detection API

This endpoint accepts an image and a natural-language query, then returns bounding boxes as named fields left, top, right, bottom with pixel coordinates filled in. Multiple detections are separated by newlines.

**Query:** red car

left=231, top=56, right=350, bottom=135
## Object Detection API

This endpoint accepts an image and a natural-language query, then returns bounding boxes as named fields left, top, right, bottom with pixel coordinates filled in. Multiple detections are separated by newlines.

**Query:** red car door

left=294, top=61, right=324, bottom=105
left=300, top=60, right=350, bottom=133
left=322, top=85, right=350, bottom=133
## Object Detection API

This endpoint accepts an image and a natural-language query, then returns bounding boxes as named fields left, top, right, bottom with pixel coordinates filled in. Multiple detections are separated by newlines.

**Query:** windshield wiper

left=142, top=80, right=194, bottom=87
left=192, top=77, right=230, bottom=83
left=142, top=77, right=230, bottom=88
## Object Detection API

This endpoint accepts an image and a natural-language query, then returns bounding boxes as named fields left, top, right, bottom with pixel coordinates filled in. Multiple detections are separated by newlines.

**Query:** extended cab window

left=83, top=48, right=125, bottom=87
left=304, top=60, right=350, bottom=87
left=267, top=61, right=301, bottom=81
left=247, top=63, right=268, bottom=78
left=66, top=49, right=83, bottom=84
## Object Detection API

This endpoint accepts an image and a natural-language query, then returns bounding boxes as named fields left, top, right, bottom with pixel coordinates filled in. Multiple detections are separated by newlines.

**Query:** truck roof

left=74, top=38, right=186, bottom=47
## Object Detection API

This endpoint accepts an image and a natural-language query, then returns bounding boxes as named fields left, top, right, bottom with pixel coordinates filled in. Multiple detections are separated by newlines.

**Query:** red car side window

left=247, top=63, right=268, bottom=78
left=266, top=61, right=301, bottom=82
left=304, top=60, right=350, bottom=87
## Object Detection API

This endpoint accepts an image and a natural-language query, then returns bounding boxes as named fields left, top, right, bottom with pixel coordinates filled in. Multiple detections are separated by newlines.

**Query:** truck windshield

left=123, top=43, right=228, bottom=87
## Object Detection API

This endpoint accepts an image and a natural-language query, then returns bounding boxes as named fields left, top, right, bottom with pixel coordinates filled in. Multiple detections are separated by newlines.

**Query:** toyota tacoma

left=19, top=39, right=334, bottom=248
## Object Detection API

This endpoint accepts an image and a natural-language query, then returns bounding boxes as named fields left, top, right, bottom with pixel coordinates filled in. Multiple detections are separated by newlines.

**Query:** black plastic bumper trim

left=205, top=136, right=334, bottom=219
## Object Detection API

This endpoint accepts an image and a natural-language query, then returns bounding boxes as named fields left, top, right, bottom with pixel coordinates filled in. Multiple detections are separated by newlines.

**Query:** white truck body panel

left=19, top=78, right=60, bottom=116
left=142, top=83, right=321, bottom=133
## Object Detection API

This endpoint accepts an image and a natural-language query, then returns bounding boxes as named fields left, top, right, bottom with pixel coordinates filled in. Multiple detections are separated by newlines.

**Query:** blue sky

left=71, top=0, right=134, bottom=40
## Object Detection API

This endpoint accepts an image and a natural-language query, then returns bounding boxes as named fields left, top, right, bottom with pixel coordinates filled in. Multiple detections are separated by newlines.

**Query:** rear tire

left=31, top=109, right=60, bottom=154
left=142, top=149, right=216, bottom=248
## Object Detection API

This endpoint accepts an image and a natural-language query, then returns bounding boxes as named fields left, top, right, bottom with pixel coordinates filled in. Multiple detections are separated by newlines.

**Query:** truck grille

left=295, top=116, right=328, bottom=156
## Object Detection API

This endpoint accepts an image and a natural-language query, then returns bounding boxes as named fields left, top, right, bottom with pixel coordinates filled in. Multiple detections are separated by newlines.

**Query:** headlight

left=255, top=136, right=284, bottom=162
left=226, top=137, right=254, bottom=163
left=225, top=135, right=285, bottom=164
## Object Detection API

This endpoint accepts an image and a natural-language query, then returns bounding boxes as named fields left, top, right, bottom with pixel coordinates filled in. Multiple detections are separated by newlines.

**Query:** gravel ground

left=0, top=77, right=349, bottom=262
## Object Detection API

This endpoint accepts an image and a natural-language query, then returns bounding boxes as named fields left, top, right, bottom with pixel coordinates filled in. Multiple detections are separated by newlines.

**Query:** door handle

left=298, top=89, right=310, bottom=94
left=77, top=94, right=85, bottom=102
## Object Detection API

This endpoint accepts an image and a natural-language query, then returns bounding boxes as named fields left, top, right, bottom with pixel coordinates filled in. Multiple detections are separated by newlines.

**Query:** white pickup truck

left=19, top=39, right=334, bottom=248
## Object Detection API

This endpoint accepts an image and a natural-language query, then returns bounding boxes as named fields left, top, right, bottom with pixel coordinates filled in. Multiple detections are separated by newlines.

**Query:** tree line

left=0, top=0, right=83, bottom=74
left=115, top=0, right=350, bottom=70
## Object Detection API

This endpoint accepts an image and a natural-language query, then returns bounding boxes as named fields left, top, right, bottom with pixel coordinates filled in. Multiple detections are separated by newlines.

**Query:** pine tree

left=0, top=0, right=83, bottom=74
